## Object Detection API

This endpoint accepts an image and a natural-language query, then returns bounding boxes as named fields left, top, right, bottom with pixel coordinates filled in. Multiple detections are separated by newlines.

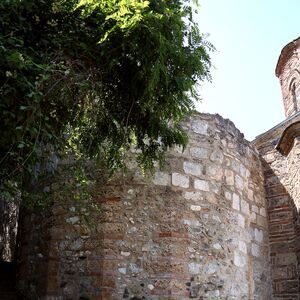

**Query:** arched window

left=289, top=78, right=298, bottom=112
left=292, top=82, right=297, bottom=107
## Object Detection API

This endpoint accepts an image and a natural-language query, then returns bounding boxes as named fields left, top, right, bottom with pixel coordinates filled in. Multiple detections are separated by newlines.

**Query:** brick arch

left=276, top=121, right=300, bottom=156
left=288, top=71, right=300, bottom=114
left=288, top=70, right=300, bottom=90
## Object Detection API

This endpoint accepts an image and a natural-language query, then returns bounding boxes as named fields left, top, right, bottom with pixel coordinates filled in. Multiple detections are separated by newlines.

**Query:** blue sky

left=194, top=0, right=300, bottom=140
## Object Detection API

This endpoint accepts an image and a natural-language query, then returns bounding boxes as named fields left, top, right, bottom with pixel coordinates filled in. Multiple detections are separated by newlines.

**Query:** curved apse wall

left=18, top=113, right=272, bottom=300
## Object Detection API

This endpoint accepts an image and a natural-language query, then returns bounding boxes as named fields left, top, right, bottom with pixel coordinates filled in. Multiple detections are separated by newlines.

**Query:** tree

left=0, top=0, right=213, bottom=200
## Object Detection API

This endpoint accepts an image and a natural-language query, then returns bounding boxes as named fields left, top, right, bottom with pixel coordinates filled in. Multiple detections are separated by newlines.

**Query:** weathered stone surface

left=191, top=119, right=208, bottom=135
left=171, top=173, right=189, bottom=188
left=254, top=228, right=264, bottom=243
left=17, top=112, right=272, bottom=299
left=232, top=193, right=240, bottom=211
left=183, top=161, right=202, bottom=176
left=183, top=191, right=203, bottom=201
left=241, top=199, right=250, bottom=216
left=190, top=147, right=209, bottom=159
left=210, top=149, right=224, bottom=163
left=237, top=214, right=245, bottom=228
left=225, top=169, right=234, bottom=185
left=234, top=250, right=247, bottom=267
left=239, top=241, right=247, bottom=254
left=153, top=171, right=170, bottom=186
left=190, top=205, right=201, bottom=211
left=251, top=243, right=260, bottom=257
left=194, top=179, right=209, bottom=191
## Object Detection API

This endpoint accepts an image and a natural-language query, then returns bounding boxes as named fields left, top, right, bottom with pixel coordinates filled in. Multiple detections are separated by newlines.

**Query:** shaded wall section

left=17, top=207, right=52, bottom=298
left=0, top=195, right=19, bottom=262
left=254, top=116, right=300, bottom=300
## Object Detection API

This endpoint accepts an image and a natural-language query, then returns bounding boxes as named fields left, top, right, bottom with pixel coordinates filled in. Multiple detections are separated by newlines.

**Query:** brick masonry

left=254, top=129, right=299, bottom=299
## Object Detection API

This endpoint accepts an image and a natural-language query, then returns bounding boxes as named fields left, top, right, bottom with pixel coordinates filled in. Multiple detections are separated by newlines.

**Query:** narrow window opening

left=290, top=80, right=298, bottom=112
left=292, top=83, right=296, bottom=103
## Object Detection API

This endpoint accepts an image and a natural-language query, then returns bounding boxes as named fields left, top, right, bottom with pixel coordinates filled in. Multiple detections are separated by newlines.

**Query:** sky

left=194, top=0, right=300, bottom=140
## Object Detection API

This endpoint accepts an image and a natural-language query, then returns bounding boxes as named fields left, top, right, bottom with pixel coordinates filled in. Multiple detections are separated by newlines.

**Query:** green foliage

left=0, top=0, right=213, bottom=201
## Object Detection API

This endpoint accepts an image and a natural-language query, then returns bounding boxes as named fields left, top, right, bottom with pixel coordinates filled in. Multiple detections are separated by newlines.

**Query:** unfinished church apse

left=1, top=38, right=300, bottom=300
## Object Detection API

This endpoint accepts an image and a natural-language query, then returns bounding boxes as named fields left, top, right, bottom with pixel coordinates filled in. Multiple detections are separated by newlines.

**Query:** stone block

left=250, top=212, right=257, bottom=223
left=183, top=191, right=203, bottom=201
left=206, top=193, right=217, bottom=204
left=225, top=191, right=232, bottom=200
left=118, top=267, right=127, bottom=274
left=188, top=262, right=201, bottom=274
left=172, top=173, right=189, bottom=188
left=194, top=179, right=209, bottom=191
left=237, top=214, right=245, bottom=228
left=153, top=171, right=171, bottom=186
left=235, top=175, right=244, bottom=191
left=259, top=207, right=267, bottom=217
left=183, top=219, right=200, bottom=227
left=207, top=164, right=223, bottom=180
left=238, top=241, right=247, bottom=254
left=190, top=147, right=209, bottom=159
left=213, top=243, right=222, bottom=250
left=231, top=160, right=240, bottom=173
left=232, top=193, right=240, bottom=211
left=251, top=243, right=260, bottom=257
left=240, top=164, right=247, bottom=178
left=254, top=228, right=263, bottom=243
left=248, top=189, right=254, bottom=201
left=241, top=200, right=250, bottom=216
left=252, top=205, right=259, bottom=213
left=225, top=170, right=234, bottom=185
left=234, top=251, right=246, bottom=267
left=205, top=262, right=219, bottom=274
left=66, top=216, right=80, bottom=225
left=191, top=120, right=208, bottom=135
left=183, top=161, right=202, bottom=176
left=210, top=149, right=224, bottom=163
left=257, top=215, right=267, bottom=228
left=190, top=205, right=201, bottom=211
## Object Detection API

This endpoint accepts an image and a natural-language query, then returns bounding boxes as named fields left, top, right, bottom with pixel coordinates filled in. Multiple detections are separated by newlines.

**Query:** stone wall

left=18, top=113, right=272, bottom=300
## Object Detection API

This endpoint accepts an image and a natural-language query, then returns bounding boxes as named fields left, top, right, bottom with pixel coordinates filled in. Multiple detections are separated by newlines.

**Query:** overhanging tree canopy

left=0, top=0, right=213, bottom=198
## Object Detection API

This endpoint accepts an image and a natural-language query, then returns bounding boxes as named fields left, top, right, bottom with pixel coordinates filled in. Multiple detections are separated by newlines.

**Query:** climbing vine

left=0, top=0, right=213, bottom=202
